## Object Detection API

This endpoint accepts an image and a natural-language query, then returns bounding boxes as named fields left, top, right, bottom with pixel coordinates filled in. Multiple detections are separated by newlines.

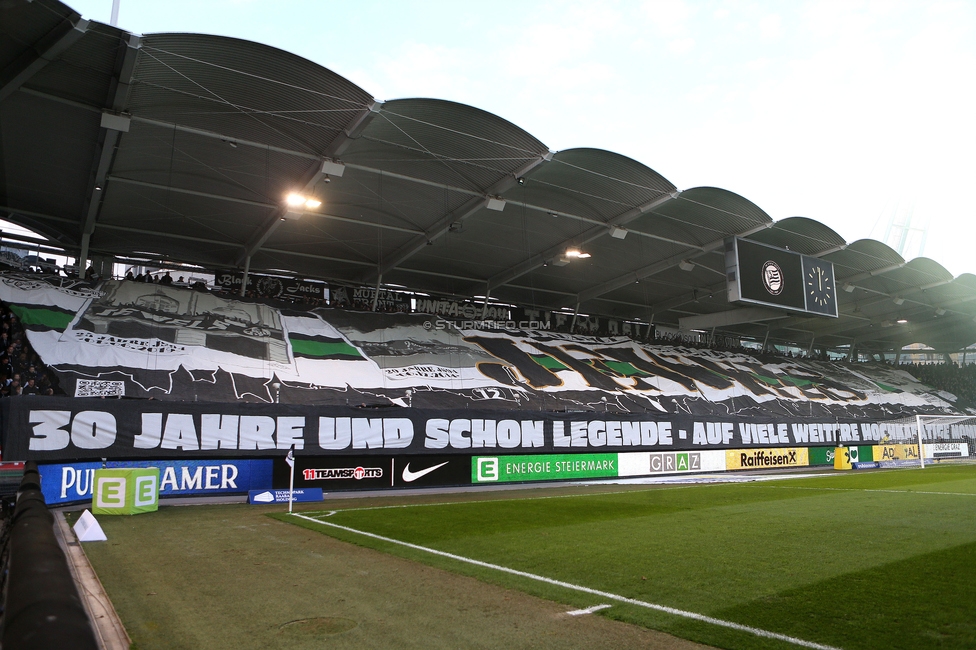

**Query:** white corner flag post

left=285, top=445, right=296, bottom=513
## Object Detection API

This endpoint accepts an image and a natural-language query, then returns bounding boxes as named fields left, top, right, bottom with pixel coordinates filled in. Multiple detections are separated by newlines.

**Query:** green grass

left=74, top=494, right=705, bottom=650
left=278, top=465, right=976, bottom=650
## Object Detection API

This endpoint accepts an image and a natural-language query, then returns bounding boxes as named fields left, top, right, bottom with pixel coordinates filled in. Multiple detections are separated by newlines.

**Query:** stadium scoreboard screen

left=725, top=237, right=838, bottom=317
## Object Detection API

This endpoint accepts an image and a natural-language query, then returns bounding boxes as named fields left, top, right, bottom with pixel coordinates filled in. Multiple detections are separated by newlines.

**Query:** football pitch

left=78, top=465, right=976, bottom=649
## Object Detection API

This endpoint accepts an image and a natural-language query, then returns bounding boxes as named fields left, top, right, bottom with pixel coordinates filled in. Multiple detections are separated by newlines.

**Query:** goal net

left=866, top=415, right=976, bottom=469
left=915, top=414, right=976, bottom=468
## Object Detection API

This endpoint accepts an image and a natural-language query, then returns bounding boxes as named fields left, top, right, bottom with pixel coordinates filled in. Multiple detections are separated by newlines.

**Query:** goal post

left=857, top=414, right=976, bottom=470
left=914, top=414, right=976, bottom=468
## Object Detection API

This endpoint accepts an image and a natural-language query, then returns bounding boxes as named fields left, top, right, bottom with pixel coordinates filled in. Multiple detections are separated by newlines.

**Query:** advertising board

left=274, top=454, right=470, bottom=490
left=38, top=459, right=272, bottom=506
left=248, top=488, right=323, bottom=504
left=923, top=442, right=969, bottom=459
left=472, top=454, right=617, bottom=483
left=725, top=447, right=809, bottom=470
left=617, top=450, right=726, bottom=476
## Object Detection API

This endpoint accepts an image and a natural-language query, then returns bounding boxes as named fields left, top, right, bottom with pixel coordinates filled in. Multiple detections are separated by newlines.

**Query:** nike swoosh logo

left=402, top=461, right=449, bottom=483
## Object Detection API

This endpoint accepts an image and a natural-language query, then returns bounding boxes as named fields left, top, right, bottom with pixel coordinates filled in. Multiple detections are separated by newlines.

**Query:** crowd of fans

left=0, top=305, right=59, bottom=397
left=901, top=362, right=976, bottom=406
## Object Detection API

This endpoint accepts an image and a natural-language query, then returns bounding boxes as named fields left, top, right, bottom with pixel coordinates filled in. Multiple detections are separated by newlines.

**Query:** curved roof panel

left=824, top=239, right=904, bottom=277
left=1, top=0, right=975, bottom=353
left=747, top=216, right=846, bottom=255
left=131, top=34, right=373, bottom=155
left=342, top=98, right=548, bottom=194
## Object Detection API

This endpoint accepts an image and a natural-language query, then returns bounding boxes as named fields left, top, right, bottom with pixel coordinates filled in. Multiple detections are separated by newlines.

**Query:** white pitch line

left=567, top=604, right=612, bottom=616
left=290, top=513, right=841, bottom=650
left=758, top=485, right=976, bottom=497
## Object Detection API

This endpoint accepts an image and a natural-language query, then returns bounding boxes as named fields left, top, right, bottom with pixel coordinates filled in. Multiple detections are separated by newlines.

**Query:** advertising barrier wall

left=618, top=450, right=727, bottom=477
left=472, top=454, right=618, bottom=483
left=38, top=459, right=273, bottom=505
left=872, top=444, right=919, bottom=463
left=924, top=442, right=969, bottom=460
left=3, top=396, right=956, bottom=462
left=274, top=454, right=469, bottom=490
left=725, top=447, right=809, bottom=470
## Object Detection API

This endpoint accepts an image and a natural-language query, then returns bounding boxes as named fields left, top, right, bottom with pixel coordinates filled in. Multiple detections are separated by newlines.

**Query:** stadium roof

left=2, top=0, right=976, bottom=356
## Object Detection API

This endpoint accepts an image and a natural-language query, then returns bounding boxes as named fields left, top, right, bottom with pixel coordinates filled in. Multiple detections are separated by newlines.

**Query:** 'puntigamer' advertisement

left=38, top=459, right=272, bottom=505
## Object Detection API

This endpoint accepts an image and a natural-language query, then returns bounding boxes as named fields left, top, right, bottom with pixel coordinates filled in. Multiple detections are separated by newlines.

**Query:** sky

left=64, top=0, right=976, bottom=277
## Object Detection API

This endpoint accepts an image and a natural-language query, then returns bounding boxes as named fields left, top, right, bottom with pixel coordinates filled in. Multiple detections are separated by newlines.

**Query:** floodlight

left=320, top=159, right=346, bottom=177
left=304, top=198, right=322, bottom=209
left=565, top=249, right=591, bottom=259
left=486, top=197, right=507, bottom=211
left=678, top=260, right=695, bottom=272
left=285, top=193, right=306, bottom=207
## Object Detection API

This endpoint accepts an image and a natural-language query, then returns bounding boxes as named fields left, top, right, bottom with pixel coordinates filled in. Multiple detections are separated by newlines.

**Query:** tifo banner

left=37, top=459, right=273, bottom=505
left=213, top=269, right=326, bottom=300
left=414, top=296, right=510, bottom=320
left=330, top=285, right=411, bottom=312
left=4, top=396, right=966, bottom=462
left=0, top=272, right=963, bottom=417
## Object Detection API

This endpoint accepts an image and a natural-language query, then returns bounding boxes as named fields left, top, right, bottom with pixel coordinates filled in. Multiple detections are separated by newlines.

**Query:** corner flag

left=286, top=444, right=296, bottom=512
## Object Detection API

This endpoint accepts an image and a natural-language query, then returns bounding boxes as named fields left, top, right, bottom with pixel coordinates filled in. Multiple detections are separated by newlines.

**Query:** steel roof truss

left=567, top=222, right=773, bottom=308
left=0, top=15, right=89, bottom=103
left=360, top=152, right=554, bottom=284
left=236, top=102, right=384, bottom=266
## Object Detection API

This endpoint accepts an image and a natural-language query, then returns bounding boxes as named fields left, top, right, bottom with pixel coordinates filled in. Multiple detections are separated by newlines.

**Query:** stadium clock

left=806, top=265, right=832, bottom=307
left=800, top=256, right=838, bottom=316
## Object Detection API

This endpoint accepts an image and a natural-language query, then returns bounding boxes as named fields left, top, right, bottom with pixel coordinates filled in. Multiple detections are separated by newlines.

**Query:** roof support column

left=371, top=274, right=382, bottom=311
left=480, top=287, right=491, bottom=320
left=240, top=256, right=251, bottom=297
left=79, top=33, right=141, bottom=268
left=78, top=232, right=90, bottom=277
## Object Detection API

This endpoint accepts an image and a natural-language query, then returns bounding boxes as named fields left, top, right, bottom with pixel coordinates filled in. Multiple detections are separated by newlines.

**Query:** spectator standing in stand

left=22, top=378, right=39, bottom=395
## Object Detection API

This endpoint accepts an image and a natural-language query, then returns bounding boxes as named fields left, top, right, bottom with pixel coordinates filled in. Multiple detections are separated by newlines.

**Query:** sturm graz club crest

left=762, top=260, right=784, bottom=296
